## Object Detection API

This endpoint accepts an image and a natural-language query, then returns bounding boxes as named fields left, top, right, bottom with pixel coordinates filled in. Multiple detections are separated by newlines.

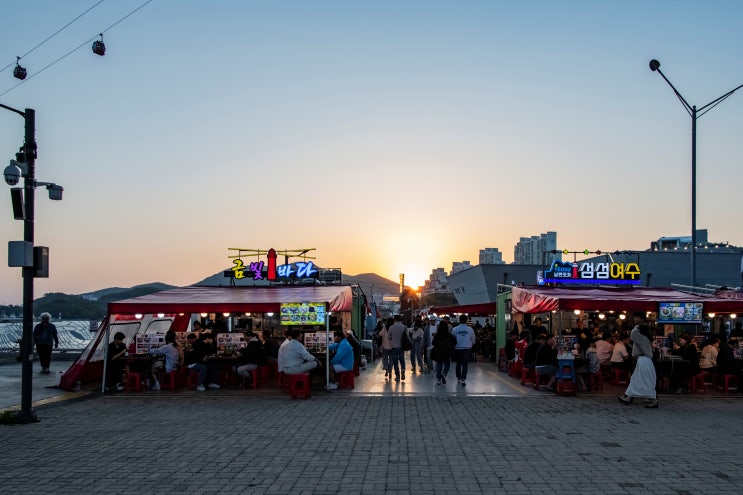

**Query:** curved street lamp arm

left=0, top=102, right=26, bottom=118
left=654, top=67, right=693, bottom=116
left=697, top=82, right=743, bottom=116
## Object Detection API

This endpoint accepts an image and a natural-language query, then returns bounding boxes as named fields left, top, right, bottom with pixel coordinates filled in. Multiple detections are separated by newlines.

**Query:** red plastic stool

left=337, top=370, right=355, bottom=389
left=241, top=369, right=258, bottom=389
left=689, top=373, right=706, bottom=394
left=160, top=370, right=178, bottom=391
left=611, top=368, right=629, bottom=386
left=719, top=374, right=738, bottom=394
left=125, top=372, right=142, bottom=393
left=520, top=366, right=534, bottom=386
left=287, top=373, right=311, bottom=399
left=257, top=365, right=269, bottom=385
left=278, top=371, right=289, bottom=391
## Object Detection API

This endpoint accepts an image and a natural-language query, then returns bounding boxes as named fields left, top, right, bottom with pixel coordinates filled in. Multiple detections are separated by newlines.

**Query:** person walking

left=423, top=317, right=438, bottom=374
left=379, top=321, right=392, bottom=378
left=619, top=323, right=658, bottom=408
left=431, top=320, right=456, bottom=385
left=452, top=315, right=476, bottom=386
left=408, top=318, right=425, bottom=373
left=33, top=312, right=59, bottom=375
left=387, top=315, right=407, bottom=382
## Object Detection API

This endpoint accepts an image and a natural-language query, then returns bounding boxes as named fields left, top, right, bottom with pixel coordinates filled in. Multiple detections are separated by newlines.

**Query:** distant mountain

left=193, top=268, right=400, bottom=296
left=82, top=283, right=177, bottom=301
left=341, top=273, right=400, bottom=297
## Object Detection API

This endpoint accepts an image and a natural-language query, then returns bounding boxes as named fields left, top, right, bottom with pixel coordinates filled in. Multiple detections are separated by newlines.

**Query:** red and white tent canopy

left=511, top=286, right=743, bottom=314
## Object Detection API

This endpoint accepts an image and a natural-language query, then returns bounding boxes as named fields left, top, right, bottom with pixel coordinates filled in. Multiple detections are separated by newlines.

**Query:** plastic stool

left=520, top=366, right=534, bottom=386
left=241, top=369, right=258, bottom=389
left=278, top=371, right=289, bottom=391
left=337, top=370, right=355, bottom=389
left=689, top=373, right=706, bottom=394
left=257, top=365, right=269, bottom=385
left=611, top=368, right=629, bottom=386
left=125, top=372, right=142, bottom=393
left=160, top=370, right=178, bottom=391
left=719, top=374, right=738, bottom=394
left=287, top=373, right=311, bottom=399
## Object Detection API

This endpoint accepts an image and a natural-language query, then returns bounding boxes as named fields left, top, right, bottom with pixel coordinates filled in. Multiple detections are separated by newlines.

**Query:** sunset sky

left=1, top=1, right=742, bottom=305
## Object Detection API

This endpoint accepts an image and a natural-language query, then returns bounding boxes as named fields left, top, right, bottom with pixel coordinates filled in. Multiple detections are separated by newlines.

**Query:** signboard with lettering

left=538, top=260, right=641, bottom=285
left=280, top=302, right=326, bottom=326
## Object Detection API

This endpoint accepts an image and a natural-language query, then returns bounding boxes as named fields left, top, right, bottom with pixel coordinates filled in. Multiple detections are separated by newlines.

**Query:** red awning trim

left=107, top=285, right=354, bottom=315
left=430, top=302, right=498, bottom=316
left=511, top=286, right=743, bottom=314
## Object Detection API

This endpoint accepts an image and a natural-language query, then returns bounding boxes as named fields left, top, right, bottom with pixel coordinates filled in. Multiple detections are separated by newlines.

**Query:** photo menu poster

left=657, top=302, right=703, bottom=324
left=280, top=302, right=326, bottom=326
left=557, top=335, right=577, bottom=359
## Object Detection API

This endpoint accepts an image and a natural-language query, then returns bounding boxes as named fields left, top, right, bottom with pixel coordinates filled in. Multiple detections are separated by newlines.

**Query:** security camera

left=4, top=162, right=21, bottom=186
left=47, top=184, right=63, bottom=201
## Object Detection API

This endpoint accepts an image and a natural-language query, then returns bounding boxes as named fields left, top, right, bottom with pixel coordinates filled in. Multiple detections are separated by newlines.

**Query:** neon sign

left=539, top=260, right=641, bottom=285
left=228, top=248, right=319, bottom=282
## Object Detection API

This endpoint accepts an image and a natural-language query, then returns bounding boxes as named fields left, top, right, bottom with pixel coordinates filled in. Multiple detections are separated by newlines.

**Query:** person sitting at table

left=261, top=330, right=279, bottom=366
left=595, top=331, right=614, bottom=366
left=699, top=337, right=720, bottom=376
left=523, top=333, right=545, bottom=370
left=610, top=333, right=631, bottom=372
left=326, top=330, right=354, bottom=390
left=716, top=336, right=742, bottom=390
left=504, top=329, right=518, bottom=362
left=344, top=328, right=362, bottom=371
left=186, top=332, right=221, bottom=390
left=534, top=334, right=558, bottom=391
left=668, top=332, right=700, bottom=393
left=278, top=329, right=322, bottom=375
left=106, top=331, right=128, bottom=392
left=183, top=333, right=209, bottom=391
left=148, top=331, right=182, bottom=391
left=235, top=331, right=267, bottom=386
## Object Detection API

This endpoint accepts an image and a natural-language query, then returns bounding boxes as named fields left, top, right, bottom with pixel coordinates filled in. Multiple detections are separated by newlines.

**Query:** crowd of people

left=503, top=313, right=743, bottom=407
left=373, top=314, right=476, bottom=386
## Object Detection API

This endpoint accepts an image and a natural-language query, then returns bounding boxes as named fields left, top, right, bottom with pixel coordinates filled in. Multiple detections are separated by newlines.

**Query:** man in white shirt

left=452, top=315, right=476, bottom=386
left=278, top=330, right=321, bottom=375
left=610, top=333, right=631, bottom=371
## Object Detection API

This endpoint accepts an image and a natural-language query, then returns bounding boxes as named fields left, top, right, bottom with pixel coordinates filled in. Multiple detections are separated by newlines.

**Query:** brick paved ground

left=1, top=393, right=742, bottom=495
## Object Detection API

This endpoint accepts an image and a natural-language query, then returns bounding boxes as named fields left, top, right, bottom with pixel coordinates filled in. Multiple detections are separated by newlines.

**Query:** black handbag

left=401, top=331, right=412, bottom=351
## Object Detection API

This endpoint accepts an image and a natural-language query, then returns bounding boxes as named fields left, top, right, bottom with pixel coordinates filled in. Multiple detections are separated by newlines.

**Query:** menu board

left=280, top=302, right=326, bottom=326
left=657, top=302, right=703, bottom=324
left=304, top=331, right=329, bottom=352
left=557, top=335, right=578, bottom=360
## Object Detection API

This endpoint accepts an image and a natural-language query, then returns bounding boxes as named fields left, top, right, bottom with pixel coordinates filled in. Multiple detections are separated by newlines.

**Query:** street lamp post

left=648, top=59, right=743, bottom=288
left=3, top=103, right=62, bottom=423
left=1, top=103, right=37, bottom=422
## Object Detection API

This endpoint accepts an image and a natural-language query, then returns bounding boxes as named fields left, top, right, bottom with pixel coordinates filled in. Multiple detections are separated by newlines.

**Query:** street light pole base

left=13, top=409, right=40, bottom=424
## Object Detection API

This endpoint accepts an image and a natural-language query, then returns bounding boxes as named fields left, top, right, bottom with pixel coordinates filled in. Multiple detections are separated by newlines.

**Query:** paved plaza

left=1, top=359, right=742, bottom=494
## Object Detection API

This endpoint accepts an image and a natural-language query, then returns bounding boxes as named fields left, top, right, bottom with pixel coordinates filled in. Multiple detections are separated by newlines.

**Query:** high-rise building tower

left=479, top=247, right=505, bottom=265
left=513, top=232, right=560, bottom=265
